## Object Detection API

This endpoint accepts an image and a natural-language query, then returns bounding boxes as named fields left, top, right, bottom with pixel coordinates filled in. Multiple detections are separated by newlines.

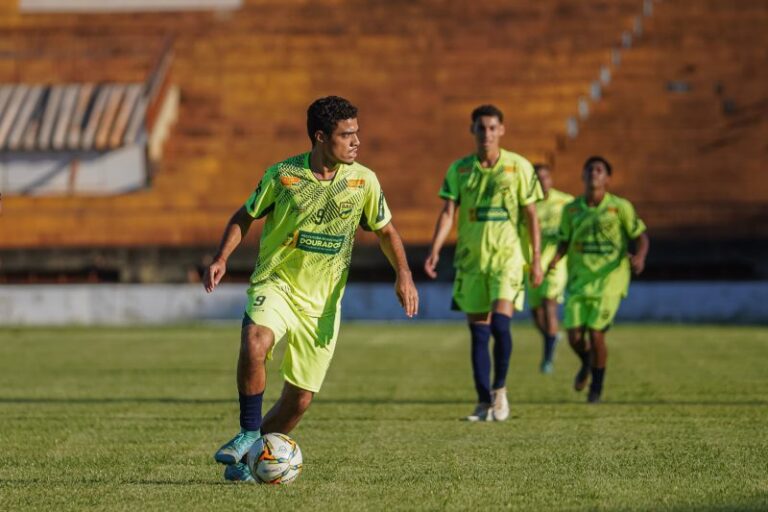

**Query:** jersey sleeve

left=619, top=199, right=647, bottom=239
left=244, top=166, right=278, bottom=218
left=359, top=172, right=392, bottom=232
left=517, top=158, right=543, bottom=206
left=438, top=163, right=460, bottom=202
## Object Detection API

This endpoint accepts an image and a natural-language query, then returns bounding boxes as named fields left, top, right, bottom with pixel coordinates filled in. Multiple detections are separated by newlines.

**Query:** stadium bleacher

left=0, top=0, right=766, bottom=278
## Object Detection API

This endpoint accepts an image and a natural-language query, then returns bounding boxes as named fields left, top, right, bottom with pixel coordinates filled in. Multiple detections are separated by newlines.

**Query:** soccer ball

left=246, top=433, right=303, bottom=484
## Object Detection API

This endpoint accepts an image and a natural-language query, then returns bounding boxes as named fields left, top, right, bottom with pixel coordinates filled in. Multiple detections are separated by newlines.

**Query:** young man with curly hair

left=204, top=96, right=419, bottom=481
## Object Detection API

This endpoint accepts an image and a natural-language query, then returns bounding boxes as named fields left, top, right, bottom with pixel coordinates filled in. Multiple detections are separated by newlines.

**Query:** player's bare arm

left=523, top=202, right=543, bottom=287
left=630, top=232, right=650, bottom=275
left=374, top=222, right=419, bottom=318
left=547, top=241, right=569, bottom=274
left=204, top=206, right=255, bottom=293
left=424, top=199, right=456, bottom=279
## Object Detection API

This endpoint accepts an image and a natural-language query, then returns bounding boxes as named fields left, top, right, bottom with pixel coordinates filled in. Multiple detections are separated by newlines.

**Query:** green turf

left=0, top=323, right=766, bottom=511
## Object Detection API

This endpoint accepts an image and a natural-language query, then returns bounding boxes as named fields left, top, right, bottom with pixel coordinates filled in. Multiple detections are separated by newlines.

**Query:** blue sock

left=469, top=323, right=492, bottom=403
left=590, top=367, right=605, bottom=395
left=490, top=313, right=513, bottom=389
left=543, top=334, right=557, bottom=363
left=239, top=392, right=263, bottom=432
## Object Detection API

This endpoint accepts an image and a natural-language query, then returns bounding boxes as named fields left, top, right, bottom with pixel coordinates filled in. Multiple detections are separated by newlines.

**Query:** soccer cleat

left=540, top=360, right=554, bottom=374
left=464, top=402, right=493, bottom=422
left=491, top=387, right=510, bottom=421
left=224, top=462, right=256, bottom=483
left=587, top=390, right=602, bottom=404
left=573, top=365, right=591, bottom=392
left=214, top=429, right=260, bottom=465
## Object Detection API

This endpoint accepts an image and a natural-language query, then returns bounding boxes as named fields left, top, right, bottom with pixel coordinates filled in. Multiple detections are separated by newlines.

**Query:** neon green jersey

left=537, top=188, right=575, bottom=268
left=244, top=152, right=392, bottom=316
left=558, top=193, right=646, bottom=298
left=439, top=149, right=542, bottom=274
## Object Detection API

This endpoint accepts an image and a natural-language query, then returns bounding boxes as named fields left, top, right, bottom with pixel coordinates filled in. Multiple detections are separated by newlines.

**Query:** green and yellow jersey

left=536, top=188, right=575, bottom=269
left=558, top=193, right=646, bottom=298
left=439, top=149, right=542, bottom=275
left=244, top=152, right=391, bottom=316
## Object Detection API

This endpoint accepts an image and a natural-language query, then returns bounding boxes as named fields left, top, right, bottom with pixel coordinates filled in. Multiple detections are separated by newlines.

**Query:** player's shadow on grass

left=0, top=477, right=231, bottom=486
left=0, top=397, right=766, bottom=407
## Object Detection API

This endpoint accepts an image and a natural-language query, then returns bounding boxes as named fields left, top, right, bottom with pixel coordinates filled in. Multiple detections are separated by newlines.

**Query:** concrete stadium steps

left=554, top=0, right=768, bottom=235
left=1, top=0, right=643, bottom=247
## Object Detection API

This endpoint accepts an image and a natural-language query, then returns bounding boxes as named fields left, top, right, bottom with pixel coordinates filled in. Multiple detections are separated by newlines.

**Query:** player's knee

left=241, top=326, right=273, bottom=361
left=287, top=389, right=313, bottom=415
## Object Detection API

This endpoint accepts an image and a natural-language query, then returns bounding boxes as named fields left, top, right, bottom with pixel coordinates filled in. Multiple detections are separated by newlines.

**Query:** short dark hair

left=583, top=155, right=613, bottom=175
left=533, top=163, right=551, bottom=173
left=471, top=104, right=504, bottom=124
left=307, top=96, right=358, bottom=145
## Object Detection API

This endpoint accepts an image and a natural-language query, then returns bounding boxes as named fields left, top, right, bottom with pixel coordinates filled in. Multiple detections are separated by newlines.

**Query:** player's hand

left=204, top=258, right=227, bottom=293
left=530, top=263, right=544, bottom=288
left=424, top=252, right=439, bottom=280
left=395, top=271, right=419, bottom=318
left=630, top=253, right=645, bottom=275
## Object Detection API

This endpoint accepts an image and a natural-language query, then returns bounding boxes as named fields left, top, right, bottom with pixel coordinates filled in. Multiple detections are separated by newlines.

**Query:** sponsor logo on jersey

left=457, top=165, right=472, bottom=174
left=470, top=206, right=508, bottom=222
left=503, top=165, right=517, bottom=173
left=296, top=231, right=345, bottom=255
left=280, top=176, right=301, bottom=187
left=347, top=178, right=366, bottom=189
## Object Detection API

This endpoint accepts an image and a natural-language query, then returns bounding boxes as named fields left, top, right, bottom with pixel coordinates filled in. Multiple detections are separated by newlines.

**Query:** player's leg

left=540, top=298, right=560, bottom=373
left=216, top=286, right=289, bottom=467
left=564, top=295, right=593, bottom=391
left=587, top=329, right=607, bottom=403
left=531, top=305, right=547, bottom=336
left=585, top=294, right=621, bottom=403
left=488, top=298, right=513, bottom=420
left=454, top=271, right=495, bottom=421
left=261, top=382, right=314, bottom=435
left=268, top=306, right=339, bottom=427
left=466, top=311, right=493, bottom=421
left=567, top=327, right=591, bottom=391
left=216, top=319, right=276, bottom=465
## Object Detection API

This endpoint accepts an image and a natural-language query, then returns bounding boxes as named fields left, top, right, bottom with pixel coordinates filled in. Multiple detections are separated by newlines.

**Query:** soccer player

left=204, top=96, right=419, bottom=482
left=424, top=104, right=543, bottom=422
left=547, top=156, right=649, bottom=403
left=524, top=164, right=574, bottom=374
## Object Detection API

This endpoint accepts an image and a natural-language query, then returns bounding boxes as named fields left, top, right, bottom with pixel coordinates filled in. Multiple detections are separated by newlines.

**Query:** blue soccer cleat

left=224, top=462, right=256, bottom=483
left=540, top=360, right=554, bottom=374
left=214, top=430, right=260, bottom=465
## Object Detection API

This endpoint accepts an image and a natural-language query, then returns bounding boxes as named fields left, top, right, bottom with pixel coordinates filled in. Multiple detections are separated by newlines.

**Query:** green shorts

left=564, top=294, right=622, bottom=331
left=244, top=282, right=340, bottom=393
left=452, top=268, right=525, bottom=314
left=526, top=262, right=567, bottom=308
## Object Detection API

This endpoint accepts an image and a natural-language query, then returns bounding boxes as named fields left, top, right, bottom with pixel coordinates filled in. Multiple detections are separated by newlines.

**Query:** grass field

left=0, top=323, right=766, bottom=511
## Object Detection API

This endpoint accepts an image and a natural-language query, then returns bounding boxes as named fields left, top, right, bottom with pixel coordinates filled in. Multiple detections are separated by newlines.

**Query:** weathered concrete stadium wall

left=0, top=283, right=766, bottom=325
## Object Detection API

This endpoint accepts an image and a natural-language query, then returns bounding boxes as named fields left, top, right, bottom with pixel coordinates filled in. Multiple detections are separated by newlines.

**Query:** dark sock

left=590, top=367, right=606, bottom=395
left=239, top=392, right=264, bottom=432
left=490, top=313, right=513, bottom=389
left=469, top=323, right=492, bottom=403
left=543, top=334, right=557, bottom=363
left=579, top=349, right=591, bottom=369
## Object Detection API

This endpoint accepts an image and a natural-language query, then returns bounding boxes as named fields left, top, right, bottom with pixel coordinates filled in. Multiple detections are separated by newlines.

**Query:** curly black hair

left=306, top=96, right=358, bottom=146
left=583, top=155, right=613, bottom=175
left=471, top=104, right=504, bottom=124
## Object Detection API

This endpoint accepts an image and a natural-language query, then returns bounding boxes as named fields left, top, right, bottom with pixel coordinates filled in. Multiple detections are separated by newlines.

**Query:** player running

left=523, top=164, right=573, bottom=374
left=547, top=156, right=649, bottom=403
left=204, top=96, right=419, bottom=482
left=424, top=104, right=543, bottom=422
